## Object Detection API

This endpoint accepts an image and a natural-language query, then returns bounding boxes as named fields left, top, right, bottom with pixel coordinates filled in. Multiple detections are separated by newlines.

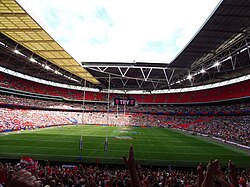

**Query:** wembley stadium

left=0, top=0, right=249, bottom=186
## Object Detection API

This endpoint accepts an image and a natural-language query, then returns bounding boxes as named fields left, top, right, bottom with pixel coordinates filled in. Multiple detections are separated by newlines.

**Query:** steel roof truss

left=118, top=67, right=130, bottom=77
left=120, top=78, right=129, bottom=87
left=152, top=80, right=160, bottom=90
left=140, top=67, right=152, bottom=81
left=231, top=56, right=237, bottom=70
left=97, top=66, right=108, bottom=73
left=136, top=79, right=144, bottom=88
left=163, top=68, right=175, bottom=85
left=247, top=45, right=250, bottom=59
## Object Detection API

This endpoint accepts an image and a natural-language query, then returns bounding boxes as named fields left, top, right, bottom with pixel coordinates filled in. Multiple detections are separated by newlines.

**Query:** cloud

left=17, top=0, right=221, bottom=63
left=144, top=41, right=169, bottom=54
left=94, top=7, right=113, bottom=27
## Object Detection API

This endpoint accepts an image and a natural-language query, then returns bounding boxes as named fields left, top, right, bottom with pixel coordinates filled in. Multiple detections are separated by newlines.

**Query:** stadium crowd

left=1, top=71, right=250, bottom=103
left=187, top=116, right=250, bottom=146
left=0, top=94, right=249, bottom=114
left=0, top=147, right=249, bottom=187
left=0, top=107, right=249, bottom=147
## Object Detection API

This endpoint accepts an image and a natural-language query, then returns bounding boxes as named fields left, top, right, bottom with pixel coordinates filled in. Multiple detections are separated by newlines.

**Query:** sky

left=17, top=0, right=221, bottom=64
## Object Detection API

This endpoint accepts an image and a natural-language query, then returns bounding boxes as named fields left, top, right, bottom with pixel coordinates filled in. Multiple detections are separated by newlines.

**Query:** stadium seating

left=0, top=71, right=249, bottom=103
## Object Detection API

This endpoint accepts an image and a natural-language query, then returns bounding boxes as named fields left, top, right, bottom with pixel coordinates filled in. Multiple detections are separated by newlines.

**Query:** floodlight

left=14, top=49, right=20, bottom=54
left=44, top=65, right=50, bottom=70
left=187, top=74, right=192, bottom=80
left=30, top=57, right=36, bottom=62
left=213, top=61, right=220, bottom=67
left=200, top=69, right=206, bottom=74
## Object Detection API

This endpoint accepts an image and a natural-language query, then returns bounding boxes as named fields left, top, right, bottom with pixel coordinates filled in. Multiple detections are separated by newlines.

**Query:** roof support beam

left=136, top=79, right=144, bottom=88
left=120, top=78, right=129, bottom=87
left=152, top=80, right=159, bottom=89
left=19, top=40, right=55, bottom=43
left=47, top=57, right=72, bottom=60
left=59, top=65, right=80, bottom=67
left=140, top=67, right=152, bottom=81
left=33, top=49, right=65, bottom=52
left=163, top=69, right=175, bottom=85
left=0, top=13, right=28, bottom=17
left=247, top=46, right=250, bottom=59
left=231, top=56, right=237, bottom=70
left=97, top=67, right=108, bottom=72
left=0, top=28, right=42, bottom=32
left=203, top=28, right=245, bottom=34
left=69, top=71, right=89, bottom=74
left=118, top=67, right=130, bottom=77
left=214, top=13, right=250, bottom=19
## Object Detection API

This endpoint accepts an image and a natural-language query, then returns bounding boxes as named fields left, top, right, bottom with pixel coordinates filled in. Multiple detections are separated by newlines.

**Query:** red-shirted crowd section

left=0, top=72, right=249, bottom=103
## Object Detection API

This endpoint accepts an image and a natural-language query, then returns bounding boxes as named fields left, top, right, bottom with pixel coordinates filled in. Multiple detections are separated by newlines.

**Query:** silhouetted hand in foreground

left=228, top=160, right=239, bottom=187
left=196, top=162, right=203, bottom=187
left=200, top=159, right=219, bottom=187
left=7, top=169, right=42, bottom=187
left=123, top=146, right=136, bottom=171
left=201, top=159, right=239, bottom=187
left=122, top=146, right=141, bottom=187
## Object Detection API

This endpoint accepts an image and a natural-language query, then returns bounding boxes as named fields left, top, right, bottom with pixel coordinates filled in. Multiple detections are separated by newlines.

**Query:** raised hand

left=7, top=169, right=42, bottom=187
left=201, top=159, right=219, bottom=187
left=196, top=162, right=203, bottom=187
left=123, top=146, right=136, bottom=171
left=228, top=160, right=239, bottom=187
left=122, top=146, right=141, bottom=187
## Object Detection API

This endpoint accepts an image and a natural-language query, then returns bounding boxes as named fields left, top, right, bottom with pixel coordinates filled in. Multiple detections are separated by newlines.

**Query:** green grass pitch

left=0, top=125, right=249, bottom=168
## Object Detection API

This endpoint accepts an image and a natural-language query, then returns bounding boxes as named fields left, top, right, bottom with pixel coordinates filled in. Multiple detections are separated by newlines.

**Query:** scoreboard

left=114, top=98, right=135, bottom=106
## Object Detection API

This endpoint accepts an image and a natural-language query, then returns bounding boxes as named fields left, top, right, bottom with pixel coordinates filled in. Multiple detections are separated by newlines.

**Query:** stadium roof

left=0, top=0, right=99, bottom=85
left=0, top=0, right=250, bottom=91
left=170, top=0, right=250, bottom=69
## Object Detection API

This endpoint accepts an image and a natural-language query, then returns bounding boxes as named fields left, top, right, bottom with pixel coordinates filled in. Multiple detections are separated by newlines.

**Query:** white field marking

left=0, top=133, right=8, bottom=136
left=121, top=127, right=132, bottom=130
left=113, top=136, right=133, bottom=139
left=0, top=146, right=242, bottom=156
left=1, top=138, right=232, bottom=149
